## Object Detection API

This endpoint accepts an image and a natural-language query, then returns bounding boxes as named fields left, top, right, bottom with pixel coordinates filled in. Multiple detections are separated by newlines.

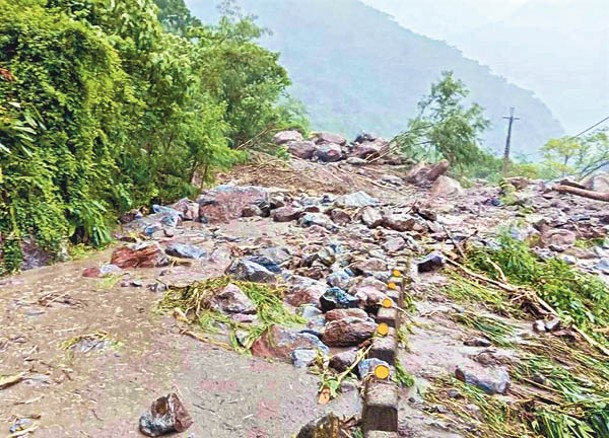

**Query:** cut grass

left=452, top=311, right=517, bottom=347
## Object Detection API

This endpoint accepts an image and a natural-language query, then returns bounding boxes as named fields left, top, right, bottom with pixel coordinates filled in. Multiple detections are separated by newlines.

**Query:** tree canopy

left=0, top=0, right=304, bottom=273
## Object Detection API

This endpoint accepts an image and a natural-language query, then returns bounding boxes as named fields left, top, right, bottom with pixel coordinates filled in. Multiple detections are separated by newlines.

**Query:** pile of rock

left=273, top=130, right=403, bottom=165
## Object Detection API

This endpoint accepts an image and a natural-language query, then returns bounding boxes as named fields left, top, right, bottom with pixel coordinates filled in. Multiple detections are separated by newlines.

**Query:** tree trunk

left=553, top=184, right=609, bottom=202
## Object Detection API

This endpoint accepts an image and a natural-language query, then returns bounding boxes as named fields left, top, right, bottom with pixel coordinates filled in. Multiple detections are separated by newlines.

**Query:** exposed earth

left=2, top=131, right=609, bottom=437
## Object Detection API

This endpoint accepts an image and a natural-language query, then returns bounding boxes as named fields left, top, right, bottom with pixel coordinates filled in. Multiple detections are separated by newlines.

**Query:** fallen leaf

left=317, top=387, right=331, bottom=405
left=0, top=373, right=24, bottom=390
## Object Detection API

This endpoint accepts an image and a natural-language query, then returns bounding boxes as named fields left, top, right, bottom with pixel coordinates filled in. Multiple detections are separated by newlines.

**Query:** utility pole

left=502, top=107, right=520, bottom=175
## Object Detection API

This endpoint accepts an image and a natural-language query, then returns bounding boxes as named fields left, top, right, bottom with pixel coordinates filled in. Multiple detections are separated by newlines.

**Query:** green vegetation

left=541, top=130, right=609, bottom=179
left=394, top=360, right=415, bottom=388
left=467, top=234, right=609, bottom=348
left=0, top=0, right=304, bottom=273
left=158, top=277, right=304, bottom=351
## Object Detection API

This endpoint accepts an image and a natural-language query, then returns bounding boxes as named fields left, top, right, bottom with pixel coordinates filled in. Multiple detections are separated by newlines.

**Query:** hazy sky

left=361, top=0, right=609, bottom=133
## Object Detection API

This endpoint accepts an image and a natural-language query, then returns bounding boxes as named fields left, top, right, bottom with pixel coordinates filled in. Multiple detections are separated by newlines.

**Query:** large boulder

left=431, top=176, right=464, bottom=198
left=319, top=287, right=359, bottom=312
left=251, top=325, right=329, bottom=360
left=198, top=185, right=268, bottom=223
left=314, top=143, right=343, bottom=162
left=350, top=138, right=387, bottom=159
left=581, top=173, right=609, bottom=193
left=322, top=317, right=377, bottom=347
left=111, top=242, right=169, bottom=269
left=406, top=160, right=449, bottom=185
left=169, top=198, right=200, bottom=221
left=312, top=132, right=347, bottom=146
left=334, top=191, right=378, bottom=209
left=273, top=130, right=303, bottom=145
left=287, top=141, right=317, bottom=160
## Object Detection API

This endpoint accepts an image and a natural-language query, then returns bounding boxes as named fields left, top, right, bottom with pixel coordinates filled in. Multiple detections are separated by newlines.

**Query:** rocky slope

left=2, top=131, right=609, bottom=436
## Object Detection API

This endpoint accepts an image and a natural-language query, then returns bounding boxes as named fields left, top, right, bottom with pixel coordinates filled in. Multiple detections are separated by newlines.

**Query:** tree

left=398, top=71, right=490, bottom=169
left=541, top=130, right=609, bottom=179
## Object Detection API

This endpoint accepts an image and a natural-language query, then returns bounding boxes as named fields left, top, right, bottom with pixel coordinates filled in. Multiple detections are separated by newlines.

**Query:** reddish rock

left=350, top=139, right=386, bottom=159
left=251, top=325, right=328, bottom=360
left=352, top=258, right=387, bottom=274
left=170, top=198, right=199, bottom=221
left=272, top=206, right=302, bottom=222
left=330, top=208, right=352, bottom=225
left=111, top=242, right=169, bottom=269
left=314, top=143, right=342, bottom=162
left=198, top=185, right=268, bottom=223
left=139, top=393, right=193, bottom=437
left=312, top=132, right=347, bottom=146
left=287, top=141, right=317, bottom=160
left=383, top=214, right=416, bottom=232
left=325, top=308, right=369, bottom=321
left=406, top=160, right=449, bottom=185
left=353, top=286, right=387, bottom=307
left=546, top=229, right=576, bottom=249
left=322, top=317, right=377, bottom=347
left=82, top=266, right=101, bottom=278
left=329, top=349, right=358, bottom=372
left=285, top=282, right=326, bottom=307
left=273, top=130, right=303, bottom=145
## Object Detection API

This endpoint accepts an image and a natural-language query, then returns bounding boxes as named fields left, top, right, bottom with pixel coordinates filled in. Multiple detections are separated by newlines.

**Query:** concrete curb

left=362, top=266, right=405, bottom=436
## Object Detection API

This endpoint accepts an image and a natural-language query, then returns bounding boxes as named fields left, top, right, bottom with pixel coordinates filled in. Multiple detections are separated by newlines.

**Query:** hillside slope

left=187, top=0, right=564, bottom=158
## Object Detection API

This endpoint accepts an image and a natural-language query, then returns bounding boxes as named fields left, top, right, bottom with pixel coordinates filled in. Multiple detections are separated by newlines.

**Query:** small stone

left=319, top=287, right=359, bottom=312
left=241, top=204, right=263, bottom=218
left=382, top=236, right=406, bottom=254
left=330, top=208, right=352, bottom=225
left=533, top=320, right=546, bottom=332
left=297, top=305, right=323, bottom=319
left=431, top=176, right=464, bottom=198
left=353, top=286, right=386, bottom=308
left=322, top=317, right=377, bottom=347
left=545, top=317, right=561, bottom=332
left=326, top=270, right=353, bottom=290
left=139, top=393, right=193, bottom=437
left=463, top=337, right=492, bottom=347
left=383, top=214, right=417, bottom=232
left=251, top=325, right=329, bottom=360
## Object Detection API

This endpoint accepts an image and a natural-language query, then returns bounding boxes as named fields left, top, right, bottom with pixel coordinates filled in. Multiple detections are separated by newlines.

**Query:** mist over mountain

left=187, top=0, right=565, bottom=158
left=363, top=0, right=609, bottom=134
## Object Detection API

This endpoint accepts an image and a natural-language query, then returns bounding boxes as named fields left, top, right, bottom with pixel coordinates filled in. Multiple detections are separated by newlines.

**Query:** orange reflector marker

left=377, top=322, right=390, bottom=336
left=387, top=282, right=397, bottom=290
left=381, top=297, right=393, bottom=308
left=374, top=364, right=391, bottom=380
left=392, top=270, right=402, bottom=278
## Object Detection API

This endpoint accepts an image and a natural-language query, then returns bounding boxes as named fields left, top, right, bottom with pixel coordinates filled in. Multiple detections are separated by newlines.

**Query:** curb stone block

left=370, top=331, right=397, bottom=364
left=376, top=307, right=399, bottom=329
left=362, top=379, right=399, bottom=433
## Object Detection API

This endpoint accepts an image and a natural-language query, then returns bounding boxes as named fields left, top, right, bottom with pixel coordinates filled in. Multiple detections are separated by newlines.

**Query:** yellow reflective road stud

left=387, top=281, right=397, bottom=290
left=381, top=297, right=393, bottom=308
left=374, top=364, right=391, bottom=380
left=392, top=269, right=402, bottom=278
left=377, top=322, right=390, bottom=336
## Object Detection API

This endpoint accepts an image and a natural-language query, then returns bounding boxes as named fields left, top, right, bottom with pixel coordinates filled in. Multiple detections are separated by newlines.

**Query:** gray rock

left=297, top=305, right=323, bottom=319
left=210, top=284, right=256, bottom=314
left=417, top=252, right=446, bottom=273
left=272, top=206, right=302, bottom=222
left=345, top=157, right=368, bottom=166
left=455, top=367, right=510, bottom=395
left=165, top=243, right=207, bottom=260
left=139, top=393, right=193, bottom=437
left=334, top=191, right=378, bottom=208
left=299, top=213, right=337, bottom=231
left=291, top=349, right=320, bottom=368
left=327, top=270, right=352, bottom=290
left=312, top=132, right=347, bottom=146
left=595, top=257, right=609, bottom=274
left=287, top=140, right=317, bottom=159
left=320, top=287, right=359, bottom=312
left=255, top=246, right=292, bottom=265
left=329, top=349, right=358, bottom=372
left=361, top=206, right=384, bottom=228
left=226, top=259, right=276, bottom=283
left=314, top=143, right=343, bottom=162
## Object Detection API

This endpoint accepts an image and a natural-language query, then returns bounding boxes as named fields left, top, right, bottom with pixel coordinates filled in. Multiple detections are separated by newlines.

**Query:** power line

left=570, top=114, right=609, bottom=139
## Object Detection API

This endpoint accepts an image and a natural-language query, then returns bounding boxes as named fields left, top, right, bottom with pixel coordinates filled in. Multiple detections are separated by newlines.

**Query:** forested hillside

left=187, top=0, right=564, bottom=158
left=0, top=0, right=303, bottom=273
